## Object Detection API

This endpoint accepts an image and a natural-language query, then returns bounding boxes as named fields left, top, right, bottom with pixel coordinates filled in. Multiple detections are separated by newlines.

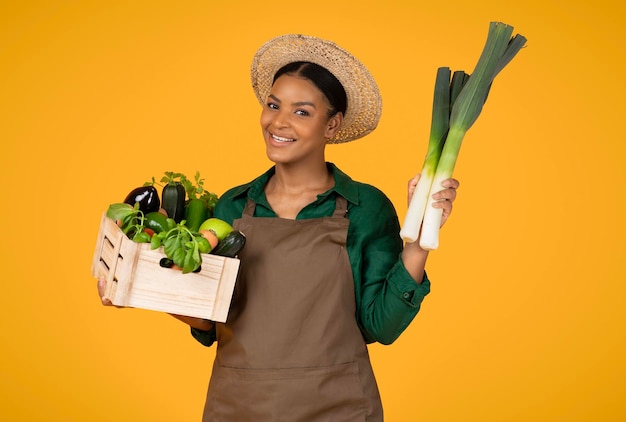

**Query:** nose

left=271, top=110, right=289, bottom=130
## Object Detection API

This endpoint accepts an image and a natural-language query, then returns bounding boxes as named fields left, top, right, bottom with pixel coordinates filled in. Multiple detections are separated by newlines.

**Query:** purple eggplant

left=124, top=186, right=161, bottom=214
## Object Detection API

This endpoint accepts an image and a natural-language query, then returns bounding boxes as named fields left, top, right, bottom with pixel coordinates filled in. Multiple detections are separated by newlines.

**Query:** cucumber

left=211, top=230, right=246, bottom=258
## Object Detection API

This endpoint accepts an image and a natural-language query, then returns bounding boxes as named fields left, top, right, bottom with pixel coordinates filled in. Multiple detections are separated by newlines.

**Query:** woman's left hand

left=407, top=175, right=460, bottom=227
left=431, top=178, right=460, bottom=227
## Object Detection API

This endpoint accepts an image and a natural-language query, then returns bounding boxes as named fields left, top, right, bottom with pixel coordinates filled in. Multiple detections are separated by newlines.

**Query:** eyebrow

left=268, top=94, right=317, bottom=109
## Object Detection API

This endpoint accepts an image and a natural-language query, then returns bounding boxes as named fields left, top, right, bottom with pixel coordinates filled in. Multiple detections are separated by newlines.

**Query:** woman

left=98, top=34, right=459, bottom=421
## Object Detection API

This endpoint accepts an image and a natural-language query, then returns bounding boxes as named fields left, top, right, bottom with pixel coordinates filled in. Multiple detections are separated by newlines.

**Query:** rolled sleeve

left=387, top=258, right=431, bottom=308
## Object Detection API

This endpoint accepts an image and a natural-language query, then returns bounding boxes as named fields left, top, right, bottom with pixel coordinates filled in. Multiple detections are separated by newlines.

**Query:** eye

left=266, top=102, right=279, bottom=110
left=295, top=109, right=310, bottom=116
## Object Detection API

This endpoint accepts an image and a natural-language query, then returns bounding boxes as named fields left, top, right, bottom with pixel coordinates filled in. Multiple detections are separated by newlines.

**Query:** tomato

left=200, top=229, right=219, bottom=250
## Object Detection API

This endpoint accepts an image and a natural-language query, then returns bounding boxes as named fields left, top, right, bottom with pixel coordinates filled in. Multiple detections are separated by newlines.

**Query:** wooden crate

left=91, top=213, right=240, bottom=322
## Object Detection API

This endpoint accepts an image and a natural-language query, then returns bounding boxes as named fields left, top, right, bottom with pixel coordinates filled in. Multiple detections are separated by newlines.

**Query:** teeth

left=272, top=134, right=295, bottom=143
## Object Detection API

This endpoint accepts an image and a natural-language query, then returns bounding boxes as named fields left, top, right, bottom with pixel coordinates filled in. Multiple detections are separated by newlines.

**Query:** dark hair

left=272, top=62, right=347, bottom=117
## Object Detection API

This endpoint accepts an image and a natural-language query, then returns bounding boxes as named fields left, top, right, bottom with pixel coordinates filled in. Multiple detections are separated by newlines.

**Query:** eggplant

left=124, top=186, right=161, bottom=214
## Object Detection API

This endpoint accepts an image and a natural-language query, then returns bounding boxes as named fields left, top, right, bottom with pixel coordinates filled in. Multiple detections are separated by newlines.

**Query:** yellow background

left=1, top=1, right=624, bottom=421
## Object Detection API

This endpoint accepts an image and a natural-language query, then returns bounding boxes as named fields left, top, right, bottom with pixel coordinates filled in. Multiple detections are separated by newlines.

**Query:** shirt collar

left=231, top=162, right=360, bottom=206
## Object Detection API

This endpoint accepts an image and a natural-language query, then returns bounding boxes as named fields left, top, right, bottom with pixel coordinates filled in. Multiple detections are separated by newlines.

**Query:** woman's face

left=260, top=74, right=342, bottom=166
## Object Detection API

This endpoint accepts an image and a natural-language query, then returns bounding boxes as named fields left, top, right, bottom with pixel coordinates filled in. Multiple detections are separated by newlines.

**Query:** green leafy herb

left=150, top=220, right=207, bottom=273
left=105, top=203, right=151, bottom=243
left=106, top=203, right=135, bottom=221
left=147, top=171, right=219, bottom=215
left=182, top=171, right=219, bottom=214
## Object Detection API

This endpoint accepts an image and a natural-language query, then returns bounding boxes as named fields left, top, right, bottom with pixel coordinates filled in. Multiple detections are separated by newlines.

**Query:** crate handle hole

left=103, top=236, right=114, bottom=249
left=99, top=258, right=110, bottom=271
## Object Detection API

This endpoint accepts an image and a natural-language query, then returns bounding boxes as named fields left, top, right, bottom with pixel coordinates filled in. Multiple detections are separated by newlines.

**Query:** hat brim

left=250, top=34, right=382, bottom=144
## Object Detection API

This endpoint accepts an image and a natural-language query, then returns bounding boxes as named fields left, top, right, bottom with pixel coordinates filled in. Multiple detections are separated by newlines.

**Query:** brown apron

left=202, top=196, right=383, bottom=421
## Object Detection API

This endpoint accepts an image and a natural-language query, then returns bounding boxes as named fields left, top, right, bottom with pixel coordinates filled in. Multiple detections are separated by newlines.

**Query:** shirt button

left=402, top=292, right=411, bottom=299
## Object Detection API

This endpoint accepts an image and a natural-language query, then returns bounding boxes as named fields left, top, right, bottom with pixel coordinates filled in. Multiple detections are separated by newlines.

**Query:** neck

left=264, top=161, right=334, bottom=219
left=273, top=161, right=331, bottom=191
left=265, top=162, right=333, bottom=201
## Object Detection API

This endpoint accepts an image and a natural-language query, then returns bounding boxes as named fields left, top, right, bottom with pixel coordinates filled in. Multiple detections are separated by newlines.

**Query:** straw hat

left=250, top=34, right=382, bottom=143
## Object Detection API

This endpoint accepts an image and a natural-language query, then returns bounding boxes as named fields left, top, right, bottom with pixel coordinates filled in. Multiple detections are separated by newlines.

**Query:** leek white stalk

left=419, top=22, right=527, bottom=250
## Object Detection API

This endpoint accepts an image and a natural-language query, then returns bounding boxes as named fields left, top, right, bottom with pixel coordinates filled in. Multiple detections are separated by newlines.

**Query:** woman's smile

left=270, top=133, right=296, bottom=143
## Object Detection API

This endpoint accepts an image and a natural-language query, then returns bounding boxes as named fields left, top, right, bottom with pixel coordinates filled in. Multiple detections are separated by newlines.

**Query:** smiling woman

left=96, top=33, right=460, bottom=421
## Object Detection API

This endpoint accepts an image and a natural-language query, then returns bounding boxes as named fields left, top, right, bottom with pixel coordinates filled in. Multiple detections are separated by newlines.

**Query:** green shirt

left=191, top=163, right=430, bottom=346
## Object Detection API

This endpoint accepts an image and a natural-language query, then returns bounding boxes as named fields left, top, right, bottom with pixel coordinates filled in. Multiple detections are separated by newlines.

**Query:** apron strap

left=242, top=198, right=256, bottom=217
left=242, top=196, right=348, bottom=218
left=332, top=195, right=349, bottom=218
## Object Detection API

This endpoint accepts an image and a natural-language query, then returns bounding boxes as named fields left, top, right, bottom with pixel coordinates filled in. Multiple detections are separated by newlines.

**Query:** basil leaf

left=150, top=234, right=162, bottom=250
left=172, top=247, right=186, bottom=268
left=163, top=237, right=180, bottom=258
left=106, top=203, right=134, bottom=220
left=183, top=249, right=195, bottom=274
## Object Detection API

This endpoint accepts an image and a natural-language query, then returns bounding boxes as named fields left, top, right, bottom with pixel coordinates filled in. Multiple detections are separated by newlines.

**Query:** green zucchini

left=211, top=230, right=246, bottom=258
left=162, top=182, right=186, bottom=223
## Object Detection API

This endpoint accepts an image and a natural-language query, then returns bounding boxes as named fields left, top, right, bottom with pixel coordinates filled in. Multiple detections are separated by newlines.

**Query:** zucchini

left=162, top=182, right=186, bottom=223
left=211, top=230, right=246, bottom=258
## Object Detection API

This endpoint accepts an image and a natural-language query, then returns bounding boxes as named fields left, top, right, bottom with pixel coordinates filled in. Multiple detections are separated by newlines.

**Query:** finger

left=407, top=174, right=420, bottom=190
left=432, top=198, right=452, bottom=209
left=433, top=178, right=459, bottom=202
left=432, top=188, right=457, bottom=202
left=442, top=202, right=453, bottom=225
left=432, top=198, right=453, bottom=224
left=97, top=277, right=112, bottom=306
left=97, top=277, right=106, bottom=295
left=441, top=178, right=460, bottom=190
left=407, top=174, right=421, bottom=202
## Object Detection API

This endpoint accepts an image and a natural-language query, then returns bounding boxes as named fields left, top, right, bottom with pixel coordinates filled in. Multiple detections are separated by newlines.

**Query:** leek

left=401, top=21, right=526, bottom=250
left=400, top=69, right=471, bottom=242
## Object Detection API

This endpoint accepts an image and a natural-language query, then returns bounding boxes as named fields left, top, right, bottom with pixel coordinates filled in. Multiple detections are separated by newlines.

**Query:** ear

left=324, top=112, right=343, bottom=139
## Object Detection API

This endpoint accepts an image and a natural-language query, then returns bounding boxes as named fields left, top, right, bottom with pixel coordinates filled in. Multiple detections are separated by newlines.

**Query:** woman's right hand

left=97, top=277, right=118, bottom=307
